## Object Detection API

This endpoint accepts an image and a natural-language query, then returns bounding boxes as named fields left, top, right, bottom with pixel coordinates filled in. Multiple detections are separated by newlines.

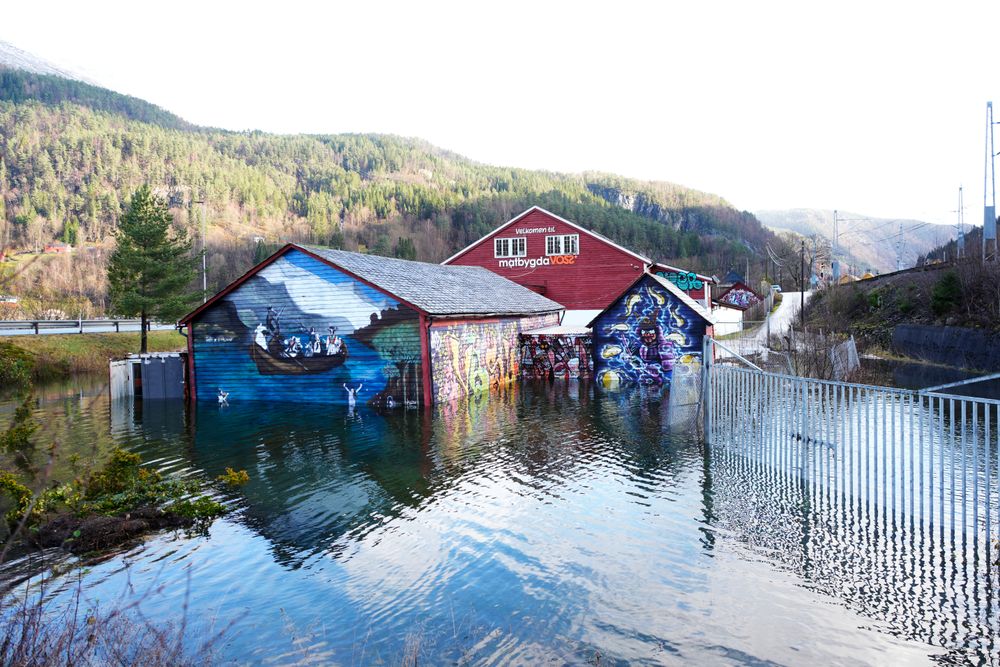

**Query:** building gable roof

left=441, top=205, right=653, bottom=266
left=649, top=262, right=715, bottom=284
left=717, top=281, right=762, bottom=302
left=180, top=244, right=564, bottom=324
left=587, top=271, right=715, bottom=328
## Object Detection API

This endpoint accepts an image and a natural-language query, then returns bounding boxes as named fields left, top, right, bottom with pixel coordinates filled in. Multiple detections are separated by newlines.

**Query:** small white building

left=711, top=301, right=745, bottom=337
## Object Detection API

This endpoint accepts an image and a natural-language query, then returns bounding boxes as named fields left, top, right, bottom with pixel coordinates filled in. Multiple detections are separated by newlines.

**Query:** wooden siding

left=190, top=249, right=423, bottom=407
left=445, top=209, right=645, bottom=311
left=429, top=312, right=558, bottom=402
left=592, top=274, right=707, bottom=391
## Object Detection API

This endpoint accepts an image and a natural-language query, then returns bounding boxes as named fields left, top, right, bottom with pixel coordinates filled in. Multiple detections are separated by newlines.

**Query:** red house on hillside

left=443, top=206, right=714, bottom=326
left=444, top=207, right=651, bottom=326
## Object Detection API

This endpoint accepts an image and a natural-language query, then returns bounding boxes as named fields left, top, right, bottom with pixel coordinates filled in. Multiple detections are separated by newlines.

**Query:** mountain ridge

left=756, top=208, right=953, bottom=274
left=0, top=41, right=782, bottom=315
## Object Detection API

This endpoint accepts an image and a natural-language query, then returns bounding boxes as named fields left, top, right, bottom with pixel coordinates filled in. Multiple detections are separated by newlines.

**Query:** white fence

left=703, top=337, right=1000, bottom=567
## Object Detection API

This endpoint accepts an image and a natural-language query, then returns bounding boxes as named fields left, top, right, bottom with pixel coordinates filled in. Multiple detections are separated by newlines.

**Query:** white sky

left=3, top=0, right=999, bottom=228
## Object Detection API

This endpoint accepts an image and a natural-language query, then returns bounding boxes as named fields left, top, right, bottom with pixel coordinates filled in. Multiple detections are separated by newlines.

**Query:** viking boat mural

left=249, top=337, right=348, bottom=375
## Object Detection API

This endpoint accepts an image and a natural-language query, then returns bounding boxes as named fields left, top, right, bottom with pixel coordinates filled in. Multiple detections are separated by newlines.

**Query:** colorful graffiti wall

left=519, top=334, right=593, bottom=379
left=192, top=249, right=422, bottom=407
left=429, top=314, right=558, bottom=402
left=592, top=275, right=707, bottom=392
left=718, top=282, right=761, bottom=308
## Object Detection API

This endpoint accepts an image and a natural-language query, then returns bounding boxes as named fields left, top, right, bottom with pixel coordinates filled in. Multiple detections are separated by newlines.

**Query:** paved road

left=755, top=291, right=811, bottom=343
left=716, top=291, right=812, bottom=359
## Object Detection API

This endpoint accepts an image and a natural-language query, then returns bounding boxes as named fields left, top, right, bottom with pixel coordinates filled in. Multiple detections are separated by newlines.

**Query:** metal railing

left=0, top=319, right=174, bottom=335
left=703, top=337, right=1000, bottom=567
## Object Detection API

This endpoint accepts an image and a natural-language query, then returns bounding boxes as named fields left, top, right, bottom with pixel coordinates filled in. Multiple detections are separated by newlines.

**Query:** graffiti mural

left=192, top=249, right=422, bottom=407
left=655, top=270, right=703, bottom=292
left=430, top=314, right=559, bottom=402
left=718, top=282, right=761, bottom=309
left=430, top=320, right=520, bottom=402
left=519, top=334, right=593, bottom=379
left=592, top=275, right=708, bottom=391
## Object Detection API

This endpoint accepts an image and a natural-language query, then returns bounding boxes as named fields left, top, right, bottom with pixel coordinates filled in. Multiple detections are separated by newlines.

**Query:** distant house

left=179, top=244, right=563, bottom=407
left=43, top=241, right=73, bottom=254
left=589, top=272, right=714, bottom=391
left=716, top=281, right=762, bottom=309
left=0, top=295, right=18, bottom=314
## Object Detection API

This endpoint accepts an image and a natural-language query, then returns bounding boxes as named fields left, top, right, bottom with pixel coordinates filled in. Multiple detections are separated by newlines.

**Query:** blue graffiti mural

left=592, top=275, right=707, bottom=391
left=655, top=270, right=703, bottom=291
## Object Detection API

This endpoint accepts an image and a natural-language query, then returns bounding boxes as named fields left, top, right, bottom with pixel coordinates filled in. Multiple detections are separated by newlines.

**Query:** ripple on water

left=1, top=379, right=995, bottom=664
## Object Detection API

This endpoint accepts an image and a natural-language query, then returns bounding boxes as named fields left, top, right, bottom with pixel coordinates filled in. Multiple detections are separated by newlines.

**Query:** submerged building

left=590, top=272, right=714, bottom=390
left=179, top=244, right=562, bottom=406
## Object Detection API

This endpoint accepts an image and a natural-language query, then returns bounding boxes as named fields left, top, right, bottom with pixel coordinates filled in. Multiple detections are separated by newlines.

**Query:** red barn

left=443, top=206, right=649, bottom=326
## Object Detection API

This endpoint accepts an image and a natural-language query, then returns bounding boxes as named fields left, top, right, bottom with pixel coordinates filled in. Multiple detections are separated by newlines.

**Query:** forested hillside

left=0, top=67, right=790, bottom=316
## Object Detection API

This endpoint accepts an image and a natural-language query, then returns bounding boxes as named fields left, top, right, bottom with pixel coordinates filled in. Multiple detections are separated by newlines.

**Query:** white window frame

left=545, top=234, right=579, bottom=256
left=494, top=236, right=526, bottom=258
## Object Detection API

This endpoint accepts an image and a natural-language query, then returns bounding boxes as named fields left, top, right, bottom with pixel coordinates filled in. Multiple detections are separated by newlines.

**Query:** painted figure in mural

left=324, top=326, right=342, bottom=356
left=217, top=388, right=229, bottom=405
left=282, top=336, right=302, bottom=358
left=625, top=312, right=677, bottom=384
left=266, top=306, right=281, bottom=339
left=253, top=324, right=268, bottom=351
left=343, top=383, right=363, bottom=407
left=308, top=327, right=322, bottom=355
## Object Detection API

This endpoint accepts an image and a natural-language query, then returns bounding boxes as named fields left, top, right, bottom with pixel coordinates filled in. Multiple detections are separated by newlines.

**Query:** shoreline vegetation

left=0, top=330, right=185, bottom=384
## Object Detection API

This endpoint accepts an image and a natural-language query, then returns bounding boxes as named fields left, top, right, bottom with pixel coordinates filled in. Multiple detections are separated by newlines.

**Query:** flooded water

left=1, top=375, right=996, bottom=664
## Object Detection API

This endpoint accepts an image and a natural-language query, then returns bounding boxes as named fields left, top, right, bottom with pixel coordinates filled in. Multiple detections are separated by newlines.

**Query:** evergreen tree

left=107, top=185, right=198, bottom=353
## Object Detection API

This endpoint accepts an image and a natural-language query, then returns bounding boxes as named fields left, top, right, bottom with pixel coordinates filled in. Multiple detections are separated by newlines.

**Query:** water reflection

left=1, top=376, right=993, bottom=663
left=186, top=402, right=432, bottom=566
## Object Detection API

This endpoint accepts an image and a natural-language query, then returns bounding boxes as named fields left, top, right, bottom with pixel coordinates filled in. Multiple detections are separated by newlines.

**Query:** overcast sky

left=3, top=0, right=998, bottom=228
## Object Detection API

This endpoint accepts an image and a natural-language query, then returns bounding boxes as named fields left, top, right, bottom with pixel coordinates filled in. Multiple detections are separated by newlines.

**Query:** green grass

left=0, top=330, right=185, bottom=380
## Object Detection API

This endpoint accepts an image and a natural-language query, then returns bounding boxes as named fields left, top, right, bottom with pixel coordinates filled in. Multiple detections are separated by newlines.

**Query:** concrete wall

left=891, top=324, right=1000, bottom=372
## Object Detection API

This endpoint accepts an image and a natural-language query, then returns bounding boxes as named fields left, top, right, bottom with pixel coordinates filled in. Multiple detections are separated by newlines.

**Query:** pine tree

left=107, top=185, right=198, bottom=353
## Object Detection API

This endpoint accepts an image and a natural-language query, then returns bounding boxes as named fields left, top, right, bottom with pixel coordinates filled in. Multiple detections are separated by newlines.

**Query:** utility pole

left=956, top=186, right=965, bottom=259
left=985, top=101, right=997, bottom=262
left=895, top=220, right=903, bottom=271
left=800, top=240, right=805, bottom=331
left=193, top=196, right=208, bottom=303
left=832, top=209, right=840, bottom=283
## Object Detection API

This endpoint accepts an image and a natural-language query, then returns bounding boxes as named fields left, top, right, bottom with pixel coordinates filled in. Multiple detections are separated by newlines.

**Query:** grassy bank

left=0, top=330, right=186, bottom=382
left=806, top=260, right=1000, bottom=350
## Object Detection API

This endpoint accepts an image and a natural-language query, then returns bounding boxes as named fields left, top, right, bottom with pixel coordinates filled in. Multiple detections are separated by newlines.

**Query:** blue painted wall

left=192, top=249, right=422, bottom=406
left=592, top=274, right=707, bottom=391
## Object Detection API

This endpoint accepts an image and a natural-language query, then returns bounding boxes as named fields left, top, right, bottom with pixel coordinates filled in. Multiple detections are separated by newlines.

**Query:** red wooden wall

left=444, top=209, right=645, bottom=311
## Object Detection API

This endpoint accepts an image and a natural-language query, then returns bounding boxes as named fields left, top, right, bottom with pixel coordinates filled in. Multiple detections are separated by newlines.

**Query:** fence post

left=115, top=320, right=120, bottom=333
left=33, top=321, right=39, bottom=335
left=702, top=336, right=712, bottom=443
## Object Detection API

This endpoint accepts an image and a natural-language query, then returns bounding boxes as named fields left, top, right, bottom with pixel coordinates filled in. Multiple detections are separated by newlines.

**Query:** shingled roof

left=305, top=246, right=563, bottom=316
left=180, top=243, right=564, bottom=324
